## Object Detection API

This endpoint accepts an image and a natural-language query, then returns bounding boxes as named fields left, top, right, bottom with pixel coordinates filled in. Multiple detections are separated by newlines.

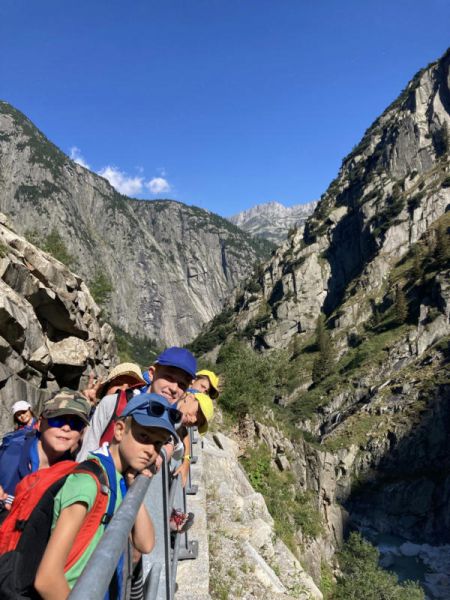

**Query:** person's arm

left=34, top=502, right=88, bottom=600
left=76, top=395, right=115, bottom=461
left=82, top=371, right=106, bottom=406
left=173, top=431, right=191, bottom=488
left=125, top=469, right=155, bottom=554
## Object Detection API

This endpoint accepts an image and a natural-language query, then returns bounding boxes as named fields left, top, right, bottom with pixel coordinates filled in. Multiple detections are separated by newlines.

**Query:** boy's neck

left=37, top=439, right=57, bottom=468
left=108, top=441, right=126, bottom=474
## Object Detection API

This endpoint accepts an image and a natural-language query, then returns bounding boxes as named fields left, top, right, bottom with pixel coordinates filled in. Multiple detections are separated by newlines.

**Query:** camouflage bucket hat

left=41, top=388, right=91, bottom=425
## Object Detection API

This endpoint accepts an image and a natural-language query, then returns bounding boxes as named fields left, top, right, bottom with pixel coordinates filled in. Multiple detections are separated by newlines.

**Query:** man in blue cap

left=78, top=347, right=197, bottom=460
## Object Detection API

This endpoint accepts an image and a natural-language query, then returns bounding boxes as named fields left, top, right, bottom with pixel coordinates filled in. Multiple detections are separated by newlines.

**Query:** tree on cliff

left=394, top=285, right=408, bottom=325
left=312, top=314, right=334, bottom=384
left=434, top=220, right=450, bottom=266
left=333, top=532, right=424, bottom=600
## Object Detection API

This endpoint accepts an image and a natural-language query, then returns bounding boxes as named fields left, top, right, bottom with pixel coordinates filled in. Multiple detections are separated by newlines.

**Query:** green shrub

left=188, top=308, right=235, bottom=355
left=312, top=314, right=335, bottom=384
left=112, top=325, right=161, bottom=367
left=216, top=339, right=288, bottom=418
left=320, top=561, right=336, bottom=599
left=333, top=533, right=424, bottom=600
left=89, top=271, right=113, bottom=307
left=26, top=228, right=75, bottom=268
left=241, top=444, right=322, bottom=553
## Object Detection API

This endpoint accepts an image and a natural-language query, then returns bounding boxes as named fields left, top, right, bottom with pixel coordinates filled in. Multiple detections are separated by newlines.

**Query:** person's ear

left=36, top=417, right=43, bottom=432
left=114, top=420, right=126, bottom=441
left=148, top=365, right=156, bottom=379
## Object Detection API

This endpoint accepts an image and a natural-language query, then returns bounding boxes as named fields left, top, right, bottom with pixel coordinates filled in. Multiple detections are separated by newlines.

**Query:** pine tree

left=411, top=246, right=424, bottom=283
left=292, top=335, right=301, bottom=359
left=394, top=285, right=408, bottom=325
left=312, top=314, right=334, bottom=384
left=434, top=221, right=450, bottom=266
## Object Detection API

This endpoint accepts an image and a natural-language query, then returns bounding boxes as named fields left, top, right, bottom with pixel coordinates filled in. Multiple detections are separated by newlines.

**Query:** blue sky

left=1, top=1, right=449, bottom=217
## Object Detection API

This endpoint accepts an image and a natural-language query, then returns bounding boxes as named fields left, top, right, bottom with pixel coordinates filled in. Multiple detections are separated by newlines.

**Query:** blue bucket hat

left=121, top=393, right=178, bottom=438
left=155, top=347, right=197, bottom=379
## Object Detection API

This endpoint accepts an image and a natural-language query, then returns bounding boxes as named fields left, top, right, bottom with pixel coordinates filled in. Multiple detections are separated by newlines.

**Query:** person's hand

left=164, top=442, right=174, bottom=461
left=173, top=461, right=190, bottom=488
left=124, top=467, right=154, bottom=487
left=153, top=454, right=163, bottom=473
left=82, top=372, right=105, bottom=405
left=0, top=485, right=11, bottom=510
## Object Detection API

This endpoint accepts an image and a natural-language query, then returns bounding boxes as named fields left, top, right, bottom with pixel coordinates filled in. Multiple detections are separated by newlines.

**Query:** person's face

left=149, top=365, right=192, bottom=404
left=15, top=409, right=33, bottom=424
left=192, top=377, right=211, bottom=395
left=115, top=420, right=170, bottom=471
left=106, top=375, right=141, bottom=396
left=177, top=394, right=199, bottom=425
left=38, top=415, right=84, bottom=454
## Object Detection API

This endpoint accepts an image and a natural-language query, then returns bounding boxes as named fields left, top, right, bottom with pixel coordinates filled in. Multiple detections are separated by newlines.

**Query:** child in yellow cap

left=192, top=369, right=220, bottom=399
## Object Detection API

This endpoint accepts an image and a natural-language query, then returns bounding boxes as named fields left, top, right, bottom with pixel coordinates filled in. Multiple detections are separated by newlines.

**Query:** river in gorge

left=360, top=527, right=450, bottom=599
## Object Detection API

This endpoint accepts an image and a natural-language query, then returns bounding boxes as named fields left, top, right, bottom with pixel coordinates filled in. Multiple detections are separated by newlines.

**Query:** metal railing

left=68, top=433, right=200, bottom=600
left=69, top=474, right=151, bottom=600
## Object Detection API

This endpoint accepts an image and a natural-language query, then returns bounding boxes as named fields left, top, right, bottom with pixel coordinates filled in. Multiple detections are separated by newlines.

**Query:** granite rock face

left=0, top=102, right=272, bottom=346
left=229, top=48, right=450, bottom=351
left=0, top=212, right=116, bottom=435
left=230, top=200, right=317, bottom=245
left=204, top=431, right=323, bottom=600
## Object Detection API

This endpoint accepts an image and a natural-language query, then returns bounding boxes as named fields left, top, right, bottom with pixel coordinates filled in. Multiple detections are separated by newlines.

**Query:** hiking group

left=0, top=346, right=219, bottom=600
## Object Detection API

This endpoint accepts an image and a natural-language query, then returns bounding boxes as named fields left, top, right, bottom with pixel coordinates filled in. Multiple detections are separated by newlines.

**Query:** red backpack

left=99, top=385, right=143, bottom=445
left=0, top=459, right=110, bottom=599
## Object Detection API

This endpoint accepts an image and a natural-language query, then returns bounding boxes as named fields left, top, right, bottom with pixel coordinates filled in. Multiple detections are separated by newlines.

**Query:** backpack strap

left=64, top=459, right=111, bottom=571
left=99, top=388, right=135, bottom=446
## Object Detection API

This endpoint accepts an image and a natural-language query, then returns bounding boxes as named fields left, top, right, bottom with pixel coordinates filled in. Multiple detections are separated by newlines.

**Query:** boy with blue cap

left=78, top=347, right=197, bottom=461
left=34, top=393, right=178, bottom=600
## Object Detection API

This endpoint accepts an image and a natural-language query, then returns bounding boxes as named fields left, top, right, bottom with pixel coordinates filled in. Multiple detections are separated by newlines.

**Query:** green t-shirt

left=51, top=459, right=124, bottom=589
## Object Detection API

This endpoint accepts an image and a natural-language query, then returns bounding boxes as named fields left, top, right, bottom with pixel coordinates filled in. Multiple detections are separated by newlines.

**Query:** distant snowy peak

left=229, top=200, right=317, bottom=244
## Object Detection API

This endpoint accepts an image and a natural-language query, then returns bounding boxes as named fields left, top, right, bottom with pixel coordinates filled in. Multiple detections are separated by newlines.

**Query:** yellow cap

left=194, top=392, right=214, bottom=435
left=195, top=369, right=220, bottom=399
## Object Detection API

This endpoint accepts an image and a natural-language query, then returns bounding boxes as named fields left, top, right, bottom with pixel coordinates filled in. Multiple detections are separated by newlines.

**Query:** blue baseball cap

left=121, top=393, right=177, bottom=438
left=155, top=347, right=197, bottom=379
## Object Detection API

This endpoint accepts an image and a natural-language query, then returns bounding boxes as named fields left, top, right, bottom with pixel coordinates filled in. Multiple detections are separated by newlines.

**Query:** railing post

left=186, top=428, right=198, bottom=495
left=142, top=454, right=172, bottom=600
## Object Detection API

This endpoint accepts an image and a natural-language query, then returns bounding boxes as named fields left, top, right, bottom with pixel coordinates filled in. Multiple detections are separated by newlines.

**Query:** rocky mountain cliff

left=230, top=200, right=317, bottom=244
left=0, top=212, right=116, bottom=436
left=193, top=48, right=450, bottom=599
left=0, top=101, right=273, bottom=347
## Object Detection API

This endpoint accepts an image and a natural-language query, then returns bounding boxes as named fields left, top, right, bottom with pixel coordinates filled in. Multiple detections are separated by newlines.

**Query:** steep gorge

left=194, top=48, right=450, bottom=599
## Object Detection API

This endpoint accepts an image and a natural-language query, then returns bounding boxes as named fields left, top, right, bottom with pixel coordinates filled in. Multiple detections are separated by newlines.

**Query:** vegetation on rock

left=332, top=533, right=424, bottom=600
left=112, top=325, right=161, bottom=368
left=26, top=228, right=75, bottom=268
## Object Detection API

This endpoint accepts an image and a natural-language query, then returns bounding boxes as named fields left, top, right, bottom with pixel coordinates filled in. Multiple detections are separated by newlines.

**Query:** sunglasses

left=46, top=415, right=86, bottom=432
left=131, top=400, right=182, bottom=425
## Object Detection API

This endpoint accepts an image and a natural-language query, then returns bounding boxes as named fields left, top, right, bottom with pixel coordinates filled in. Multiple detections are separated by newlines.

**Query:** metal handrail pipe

left=68, top=474, right=151, bottom=600
left=170, top=527, right=182, bottom=593
left=144, top=562, right=162, bottom=600
left=168, top=474, right=180, bottom=509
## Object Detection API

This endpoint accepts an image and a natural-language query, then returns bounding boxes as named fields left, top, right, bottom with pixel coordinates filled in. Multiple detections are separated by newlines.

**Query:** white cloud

left=98, top=166, right=144, bottom=196
left=69, top=146, right=90, bottom=169
left=146, top=177, right=171, bottom=195
left=68, top=148, right=173, bottom=197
